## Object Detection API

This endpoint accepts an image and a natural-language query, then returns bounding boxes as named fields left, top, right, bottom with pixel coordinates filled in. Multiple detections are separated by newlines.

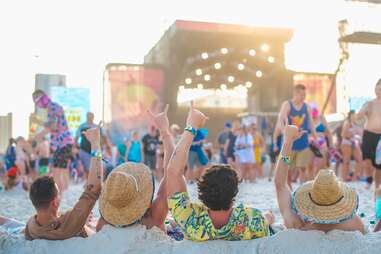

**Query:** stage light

left=179, top=85, right=185, bottom=91
left=110, top=66, right=117, bottom=71
left=249, top=49, right=256, bottom=56
left=256, top=70, right=263, bottom=78
left=238, top=63, right=245, bottom=71
left=245, top=81, right=252, bottom=88
left=221, top=48, right=228, bottom=54
left=201, top=52, right=209, bottom=59
left=196, top=69, right=203, bottom=76
left=204, top=74, right=211, bottom=81
left=228, top=76, right=235, bottom=83
left=197, top=84, right=204, bottom=89
left=118, top=65, right=128, bottom=71
left=261, top=44, right=270, bottom=52
left=214, top=62, right=222, bottom=70
left=268, top=56, right=275, bottom=63
left=185, top=78, right=192, bottom=85
left=220, top=84, right=227, bottom=90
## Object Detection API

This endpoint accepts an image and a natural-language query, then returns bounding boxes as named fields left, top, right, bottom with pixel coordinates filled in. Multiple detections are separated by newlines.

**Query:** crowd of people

left=0, top=79, right=381, bottom=244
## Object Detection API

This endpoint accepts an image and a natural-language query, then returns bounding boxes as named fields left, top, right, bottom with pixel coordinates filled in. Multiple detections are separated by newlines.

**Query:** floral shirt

left=168, top=192, right=269, bottom=241
left=46, top=101, right=74, bottom=151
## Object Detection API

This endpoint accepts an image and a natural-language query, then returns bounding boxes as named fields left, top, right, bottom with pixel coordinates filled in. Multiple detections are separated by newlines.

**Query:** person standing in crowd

left=356, top=79, right=381, bottom=190
left=142, top=126, right=159, bottom=171
left=35, top=137, right=50, bottom=176
left=235, top=125, right=255, bottom=182
left=224, top=123, right=239, bottom=177
left=341, top=111, right=362, bottom=182
left=32, top=90, right=74, bottom=192
left=126, top=131, right=143, bottom=163
left=187, top=128, right=209, bottom=182
left=310, top=105, right=333, bottom=175
left=5, top=138, right=16, bottom=170
left=217, top=122, right=232, bottom=164
left=251, top=123, right=265, bottom=178
left=269, top=124, right=282, bottom=181
left=75, top=112, right=98, bottom=179
left=276, top=84, right=316, bottom=186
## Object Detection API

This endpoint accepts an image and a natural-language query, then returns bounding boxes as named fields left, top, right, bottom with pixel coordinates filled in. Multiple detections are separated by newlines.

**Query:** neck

left=292, top=98, right=303, bottom=106
left=208, top=208, right=233, bottom=229
left=36, top=209, right=58, bottom=226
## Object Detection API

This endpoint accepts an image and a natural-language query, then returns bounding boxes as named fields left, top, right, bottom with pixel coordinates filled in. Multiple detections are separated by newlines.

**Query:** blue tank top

left=288, top=101, right=310, bottom=151
left=128, top=141, right=142, bottom=163
left=316, top=123, right=326, bottom=133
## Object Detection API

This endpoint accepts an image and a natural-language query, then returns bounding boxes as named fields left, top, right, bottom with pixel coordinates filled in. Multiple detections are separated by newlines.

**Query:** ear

left=51, top=196, right=60, bottom=209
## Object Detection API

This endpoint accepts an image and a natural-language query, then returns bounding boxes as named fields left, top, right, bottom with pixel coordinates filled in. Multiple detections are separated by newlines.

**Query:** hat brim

left=99, top=163, right=154, bottom=227
left=292, top=181, right=359, bottom=224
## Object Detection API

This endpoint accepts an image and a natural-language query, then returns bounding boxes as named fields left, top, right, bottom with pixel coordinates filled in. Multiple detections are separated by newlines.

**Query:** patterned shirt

left=46, top=101, right=73, bottom=151
left=168, top=192, right=269, bottom=241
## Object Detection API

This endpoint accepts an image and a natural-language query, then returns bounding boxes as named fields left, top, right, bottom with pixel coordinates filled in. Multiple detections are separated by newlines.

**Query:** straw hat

left=99, top=162, right=154, bottom=227
left=292, top=169, right=358, bottom=224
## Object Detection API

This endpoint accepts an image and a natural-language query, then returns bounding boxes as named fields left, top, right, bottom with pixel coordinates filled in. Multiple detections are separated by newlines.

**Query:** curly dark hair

left=29, top=176, right=58, bottom=210
left=197, top=164, right=238, bottom=211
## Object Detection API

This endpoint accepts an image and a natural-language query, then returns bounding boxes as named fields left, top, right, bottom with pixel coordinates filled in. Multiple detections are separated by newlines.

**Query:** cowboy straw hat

left=99, top=162, right=154, bottom=227
left=292, top=169, right=358, bottom=224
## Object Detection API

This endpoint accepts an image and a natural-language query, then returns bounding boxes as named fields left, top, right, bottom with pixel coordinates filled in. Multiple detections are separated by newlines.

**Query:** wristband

left=91, top=150, right=102, bottom=159
left=280, top=155, right=292, bottom=166
left=184, top=126, right=197, bottom=136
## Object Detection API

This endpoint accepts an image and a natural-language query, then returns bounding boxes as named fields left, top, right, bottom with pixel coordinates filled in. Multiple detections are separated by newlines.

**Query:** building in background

left=0, top=113, right=12, bottom=153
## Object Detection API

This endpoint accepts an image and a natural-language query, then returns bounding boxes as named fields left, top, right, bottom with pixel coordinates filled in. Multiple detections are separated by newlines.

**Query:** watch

left=184, top=126, right=197, bottom=136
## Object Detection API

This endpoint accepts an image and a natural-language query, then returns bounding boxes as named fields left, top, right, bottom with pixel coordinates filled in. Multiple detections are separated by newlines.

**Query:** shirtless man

left=35, top=137, right=50, bottom=175
left=356, top=79, right=381, bottom=190
left=274, top=124, right=365, bottom=234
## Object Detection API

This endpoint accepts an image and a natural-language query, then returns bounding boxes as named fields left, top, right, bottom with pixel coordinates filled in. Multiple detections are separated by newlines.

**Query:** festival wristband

left=184, top=126, right=197, bottom=136
left=280, top=155, right=292, bottom=166
left=90, top=150, right=108, bottom=163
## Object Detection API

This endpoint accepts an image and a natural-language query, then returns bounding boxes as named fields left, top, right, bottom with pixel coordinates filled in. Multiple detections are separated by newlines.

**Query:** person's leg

left=353, top=146, right=363, bottom=182
left=250, top=163, right=256, bottom=182
left=341, top=144, right=352, bottom=181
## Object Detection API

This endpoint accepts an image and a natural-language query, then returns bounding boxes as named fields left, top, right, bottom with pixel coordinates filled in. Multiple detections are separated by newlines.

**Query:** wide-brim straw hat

left=99, top=162, right=154, bottom=227
left=292, top=169, right=358, bottom=224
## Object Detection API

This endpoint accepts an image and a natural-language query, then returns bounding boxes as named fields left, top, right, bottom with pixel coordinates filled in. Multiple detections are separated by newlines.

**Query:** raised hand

left=186, top=101, right=208, bottom=129
left=148, top=104, right=170, bottom=132
left=83, top=122, right=102, bottom=148
left=284, top=125, right=306, bottom=143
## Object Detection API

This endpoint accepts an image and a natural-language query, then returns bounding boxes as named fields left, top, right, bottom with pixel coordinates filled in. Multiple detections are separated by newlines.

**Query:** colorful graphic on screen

left=107, top=65, right=164, bottom=144
left=50, top=87, right=90, bottom=136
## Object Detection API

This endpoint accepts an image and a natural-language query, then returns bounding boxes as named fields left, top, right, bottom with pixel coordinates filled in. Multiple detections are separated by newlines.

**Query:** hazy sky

left=0, top=0, right=380, bottom=137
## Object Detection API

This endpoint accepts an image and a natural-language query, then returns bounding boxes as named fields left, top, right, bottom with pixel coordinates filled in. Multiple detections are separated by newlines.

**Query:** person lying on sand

left=275, top=124, right=365, bottom=234
left=96, top=105, right=180, bottom=239
left=165, top=103, right=273, bottom=241
left=24, top=125, right=103, bottom=240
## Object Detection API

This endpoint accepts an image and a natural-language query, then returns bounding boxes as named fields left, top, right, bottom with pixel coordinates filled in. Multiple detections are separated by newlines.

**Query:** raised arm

left=166, top=103, right=208, bottom=198
left=83, top=125, right=103, bottom=193
left=274, top=125, right=304, bottom=229
left=143, top=105, right=175, bottom=229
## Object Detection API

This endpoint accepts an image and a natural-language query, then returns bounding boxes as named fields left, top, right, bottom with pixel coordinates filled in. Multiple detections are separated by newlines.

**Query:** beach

left=1, top=177, right=380, bottom=253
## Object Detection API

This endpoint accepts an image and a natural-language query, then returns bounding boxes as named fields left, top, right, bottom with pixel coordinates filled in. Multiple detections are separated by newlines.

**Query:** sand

left=1, top=175, right=380, bottom=253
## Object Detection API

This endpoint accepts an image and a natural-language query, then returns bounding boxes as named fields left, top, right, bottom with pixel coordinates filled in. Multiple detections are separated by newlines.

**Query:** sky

left=0, top=0, right=381, bottom=137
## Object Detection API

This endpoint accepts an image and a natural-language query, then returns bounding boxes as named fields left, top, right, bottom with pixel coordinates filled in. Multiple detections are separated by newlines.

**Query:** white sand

left=1, top=177, right=380, bottom=253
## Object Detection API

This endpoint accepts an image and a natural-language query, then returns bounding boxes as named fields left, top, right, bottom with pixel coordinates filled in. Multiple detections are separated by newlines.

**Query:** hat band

left=308, top=192, right=344, bottom=206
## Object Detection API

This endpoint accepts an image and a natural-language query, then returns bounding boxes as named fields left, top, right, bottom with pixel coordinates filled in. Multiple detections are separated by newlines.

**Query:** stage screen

left=107, top=65, right=164, bottom=144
